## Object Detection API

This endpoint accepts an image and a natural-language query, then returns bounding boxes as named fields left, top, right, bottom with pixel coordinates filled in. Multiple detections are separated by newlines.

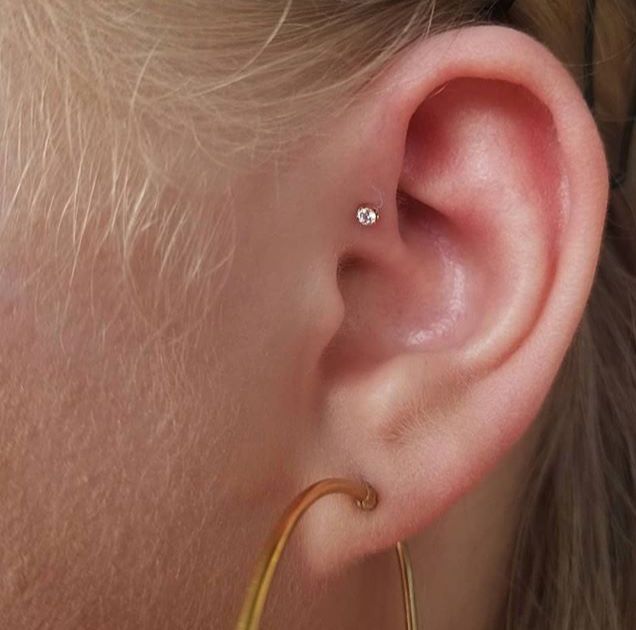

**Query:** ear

left=294, top=25, right=609, bottom=572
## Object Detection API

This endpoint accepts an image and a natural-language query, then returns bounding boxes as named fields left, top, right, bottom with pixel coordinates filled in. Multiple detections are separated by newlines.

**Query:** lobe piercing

left=356, top=205, right=380, bottom=226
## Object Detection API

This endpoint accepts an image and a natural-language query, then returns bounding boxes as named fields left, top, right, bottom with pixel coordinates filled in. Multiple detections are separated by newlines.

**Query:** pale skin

left=0, top=26, right=608, bottom=629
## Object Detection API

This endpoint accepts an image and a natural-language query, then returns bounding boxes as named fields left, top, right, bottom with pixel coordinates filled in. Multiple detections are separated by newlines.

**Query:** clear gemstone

left=356, top=206, right=379, bottom=226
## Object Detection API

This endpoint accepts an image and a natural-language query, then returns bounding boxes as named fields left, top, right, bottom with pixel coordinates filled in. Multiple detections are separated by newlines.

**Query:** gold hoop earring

left=235, top=477, right=419, bottom=629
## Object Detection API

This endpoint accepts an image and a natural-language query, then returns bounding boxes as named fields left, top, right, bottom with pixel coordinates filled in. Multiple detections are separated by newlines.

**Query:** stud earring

left=356, top=205, right=380, bottom=226
left=235, top=477, right=419, bottom=629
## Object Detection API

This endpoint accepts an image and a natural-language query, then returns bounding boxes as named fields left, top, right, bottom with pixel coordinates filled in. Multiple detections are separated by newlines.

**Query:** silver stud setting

left=356, top=205, right=380, bottom=226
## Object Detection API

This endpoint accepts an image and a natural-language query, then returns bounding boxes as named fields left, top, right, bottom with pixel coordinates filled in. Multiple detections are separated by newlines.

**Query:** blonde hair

left=0, top=1, right=634, bottom=627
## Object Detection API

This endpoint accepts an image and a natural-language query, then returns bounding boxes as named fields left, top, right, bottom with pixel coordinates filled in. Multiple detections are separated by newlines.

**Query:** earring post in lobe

left=234, top=477, right=419, bottom=629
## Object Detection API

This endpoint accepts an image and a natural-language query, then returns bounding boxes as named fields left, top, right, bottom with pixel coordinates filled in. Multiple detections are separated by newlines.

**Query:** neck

left=342, top=425, right=538, bottom=630
left=413, top=466, right=527, bottom=626
left=406, top=428, right=537, bottom=630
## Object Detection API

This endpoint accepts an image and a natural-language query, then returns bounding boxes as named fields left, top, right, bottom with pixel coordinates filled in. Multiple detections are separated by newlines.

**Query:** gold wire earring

left=235, top=477, right=419, bottom=629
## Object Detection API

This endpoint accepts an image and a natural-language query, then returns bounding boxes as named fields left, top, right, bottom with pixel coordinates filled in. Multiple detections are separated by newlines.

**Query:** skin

left=0, top=26, right=608, bottom=629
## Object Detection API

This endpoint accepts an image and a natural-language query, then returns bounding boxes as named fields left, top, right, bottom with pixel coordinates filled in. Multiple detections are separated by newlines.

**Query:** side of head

left=0, top=2, right=634, bottom=629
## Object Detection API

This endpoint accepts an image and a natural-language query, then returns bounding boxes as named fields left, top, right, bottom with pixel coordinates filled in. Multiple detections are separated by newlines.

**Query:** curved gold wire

left=396, top=540, right=418, bottom=630
left=235, top=477, right=419, bottom=629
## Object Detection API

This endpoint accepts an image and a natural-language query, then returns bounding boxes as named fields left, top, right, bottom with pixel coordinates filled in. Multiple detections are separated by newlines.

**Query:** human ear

left=292, top=25, right=609, bottom=572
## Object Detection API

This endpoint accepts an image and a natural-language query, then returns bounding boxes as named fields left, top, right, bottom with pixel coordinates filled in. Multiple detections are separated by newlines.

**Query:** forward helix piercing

left=356, top=204, right=380, bottom=226
left=235, top=477, right=419, bottom=630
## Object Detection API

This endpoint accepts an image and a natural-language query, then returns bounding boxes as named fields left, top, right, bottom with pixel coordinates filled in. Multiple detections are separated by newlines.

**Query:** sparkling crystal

left=356, top=206, right=379, bottom=226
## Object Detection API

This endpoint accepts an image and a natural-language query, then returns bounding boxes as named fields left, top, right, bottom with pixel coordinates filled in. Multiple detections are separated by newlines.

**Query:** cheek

left=0, top=254, right=270, bottom=625
left=0, top=151, right=334, bottom=627
left=208, top=179, right=329, bottom=475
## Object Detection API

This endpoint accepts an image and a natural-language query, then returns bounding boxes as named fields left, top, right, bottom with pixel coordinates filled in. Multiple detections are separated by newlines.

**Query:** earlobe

left=299, top=25, right=608, bottom=573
